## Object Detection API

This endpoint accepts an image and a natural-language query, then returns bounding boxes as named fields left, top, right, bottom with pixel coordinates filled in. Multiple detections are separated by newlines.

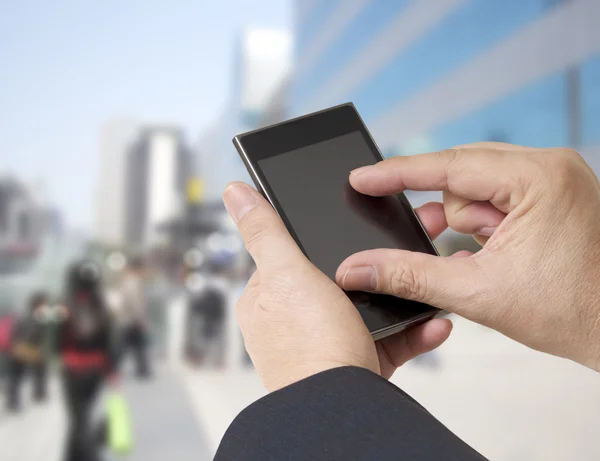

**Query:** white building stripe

left=303, top=0, right=467, bottom=113
left=296, top=0, right=371, bottom=79
left=296, top=0, right=319, bottom=27
left=372, top=0, right=600, bottom=149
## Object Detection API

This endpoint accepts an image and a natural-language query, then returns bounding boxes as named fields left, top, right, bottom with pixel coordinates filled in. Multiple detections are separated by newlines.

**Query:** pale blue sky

left=0, top=1, right=291, bottom=229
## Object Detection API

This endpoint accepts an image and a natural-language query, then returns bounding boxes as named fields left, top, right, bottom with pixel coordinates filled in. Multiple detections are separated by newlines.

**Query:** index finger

left=350, top=146, right=530, bottom=213
left=223, top=182, right=305, bottom=274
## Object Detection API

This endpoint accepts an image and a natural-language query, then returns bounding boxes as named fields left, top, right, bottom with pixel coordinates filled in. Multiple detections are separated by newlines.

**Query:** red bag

left=0, top=315, right=15, bottom=352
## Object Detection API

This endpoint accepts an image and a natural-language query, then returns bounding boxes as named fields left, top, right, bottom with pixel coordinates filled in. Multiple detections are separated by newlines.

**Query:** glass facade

left=293, top=0, right=600, bottom=157
left=350, top=0, right=549, bottom=123
left=581, top=53, right=600, bottom=146
left=422, top=72, right=569, bottom=153
left=296, top=0, right=344, bottom=59
left=293, top=0, right=412, bottom=110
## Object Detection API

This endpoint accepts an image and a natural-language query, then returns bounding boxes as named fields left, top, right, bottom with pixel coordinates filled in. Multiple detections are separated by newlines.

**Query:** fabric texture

left=215, top=366, right=489, bottom=461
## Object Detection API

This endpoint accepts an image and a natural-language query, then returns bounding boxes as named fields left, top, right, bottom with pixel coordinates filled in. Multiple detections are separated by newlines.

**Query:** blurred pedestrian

left=58, top=260, right=118, bottom=461
left=4, top=291, right=50, bottom=412
left=117, top=256, right=151, bottom=378
left=185, top=251, right=232, bottom=367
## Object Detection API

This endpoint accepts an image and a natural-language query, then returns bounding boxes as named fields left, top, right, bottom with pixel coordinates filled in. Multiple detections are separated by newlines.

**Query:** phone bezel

left=233, top=103, right=443, bottom=340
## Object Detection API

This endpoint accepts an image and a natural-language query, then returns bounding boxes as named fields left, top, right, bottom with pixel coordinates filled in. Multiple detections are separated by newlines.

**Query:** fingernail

left=342, top=266, right=377, bottom=291
left=477, top=226, right=497, bottom=237
left=350, top=165, right=373, bottom=176
left=223, top=184, right=257, bottom=222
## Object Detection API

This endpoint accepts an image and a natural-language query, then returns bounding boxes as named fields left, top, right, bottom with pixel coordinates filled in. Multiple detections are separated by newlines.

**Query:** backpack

left=0, top=315, right=16, bottom=352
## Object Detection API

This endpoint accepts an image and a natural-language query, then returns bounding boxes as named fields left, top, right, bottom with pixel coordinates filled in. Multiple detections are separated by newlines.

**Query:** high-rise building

left=94, top=119, right=139, bottom=246
left=197, top=28, right=292, bottom=200
left=292, top=0, right=600, bottom=182
left=125, top=127, right=190, bottom=247
left=259, top=73, right=291, bottom=126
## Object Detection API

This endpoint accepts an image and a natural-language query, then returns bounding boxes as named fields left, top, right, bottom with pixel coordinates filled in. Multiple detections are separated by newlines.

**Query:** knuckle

left=389, top=259, right=427, bottom=300
left=539, top=147, right=576, bottom=170
left=539, top=149, right=584, bottom=192
left=439, top=148, right=461, bottom=190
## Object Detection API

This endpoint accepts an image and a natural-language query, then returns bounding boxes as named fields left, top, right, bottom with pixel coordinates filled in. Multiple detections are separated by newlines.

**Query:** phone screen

left=256, top=129, right=438, bottom=335
left=258, top=130, right=435, bottom=279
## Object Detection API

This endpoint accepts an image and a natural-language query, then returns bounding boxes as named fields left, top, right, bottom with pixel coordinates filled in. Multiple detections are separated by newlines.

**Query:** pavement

left=179, top=365, right=266, bottom=454
left=0, top=379, right=64, bottom=461
left=178, top=315, right=600, bottom=461
left=0, top=363, right=210, bottom=461
left=389, top=316, right=600, bottom=461
left=3, top=313, right=599, bottom=461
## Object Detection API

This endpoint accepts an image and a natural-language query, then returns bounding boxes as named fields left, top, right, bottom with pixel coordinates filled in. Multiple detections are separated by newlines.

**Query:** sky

left=0, top=0, right=291, bottom=229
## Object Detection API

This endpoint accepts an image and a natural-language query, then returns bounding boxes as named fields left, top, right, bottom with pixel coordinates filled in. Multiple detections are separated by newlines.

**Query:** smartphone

left=232, top=103, right=442, bottom=340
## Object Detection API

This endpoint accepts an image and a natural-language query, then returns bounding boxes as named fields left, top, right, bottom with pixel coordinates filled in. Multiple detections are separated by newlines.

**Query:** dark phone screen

left=257, top=130, right=438, bottom=334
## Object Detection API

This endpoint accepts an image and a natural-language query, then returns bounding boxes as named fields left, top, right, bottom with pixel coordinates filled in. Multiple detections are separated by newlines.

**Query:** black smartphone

left=232, top=103, right=442, bottom=340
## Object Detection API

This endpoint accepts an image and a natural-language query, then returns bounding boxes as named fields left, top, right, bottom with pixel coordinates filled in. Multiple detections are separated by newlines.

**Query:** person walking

left=117, top=257, right=151, bottom=378
left=58, top=260, right=118, bottom=461
left=4, top=291, right=50, bottom=412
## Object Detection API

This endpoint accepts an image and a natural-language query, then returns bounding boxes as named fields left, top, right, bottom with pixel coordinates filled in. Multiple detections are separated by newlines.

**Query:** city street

left=2, top=315, right=600, bottom=461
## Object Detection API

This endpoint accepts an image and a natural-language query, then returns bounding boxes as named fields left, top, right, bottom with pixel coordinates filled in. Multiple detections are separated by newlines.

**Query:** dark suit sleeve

left=215, top=366, right=488, bottom=461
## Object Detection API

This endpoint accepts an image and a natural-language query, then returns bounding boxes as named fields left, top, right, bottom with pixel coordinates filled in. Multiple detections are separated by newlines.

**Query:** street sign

left=186, top=178, right=204, bottom=203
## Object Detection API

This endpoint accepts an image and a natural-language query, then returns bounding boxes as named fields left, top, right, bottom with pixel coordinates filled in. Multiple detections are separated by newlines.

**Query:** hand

left=223, top=182, right=452, bottom=391
left=337, top=143, right=600, bottom=372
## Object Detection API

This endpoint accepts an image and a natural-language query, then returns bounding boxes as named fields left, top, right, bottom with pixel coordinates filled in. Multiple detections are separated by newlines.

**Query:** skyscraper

left=94, top=119, right=139, bottom=246
left=197, top=28, right=292, bottom=200
left=125, top=126, right=190, bottom=247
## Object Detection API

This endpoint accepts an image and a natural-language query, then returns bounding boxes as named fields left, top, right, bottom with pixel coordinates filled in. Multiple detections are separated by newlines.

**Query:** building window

left=425, top=72, right=568, bottom=151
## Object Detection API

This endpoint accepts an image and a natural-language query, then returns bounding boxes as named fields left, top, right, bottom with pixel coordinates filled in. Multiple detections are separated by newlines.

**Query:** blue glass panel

left=581, top=53, right=600, bottom=145
left=352, top=0, right=547, bottom=122
left=294, top=0, right=413, bottom=109
left=404, top=72, right=569, bottom=154
left=296, top=0, right=343, bottom=63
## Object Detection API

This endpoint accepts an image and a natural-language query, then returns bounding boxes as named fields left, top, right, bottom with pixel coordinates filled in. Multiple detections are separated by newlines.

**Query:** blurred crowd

left=0, top=210, right=253, bottom=460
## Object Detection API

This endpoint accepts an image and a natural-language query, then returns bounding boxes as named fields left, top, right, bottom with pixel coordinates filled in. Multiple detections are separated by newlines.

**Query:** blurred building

left=0, top=176, right=47, bottom=249
left=259, top=73, right=291, bottom=126
left=125, top=126, right=191, bottom=248
left=291, top=0, right=600, bottom=179
left=197, top=28, right=291, bottom=201
left=94, top=119, right=139, bottom=247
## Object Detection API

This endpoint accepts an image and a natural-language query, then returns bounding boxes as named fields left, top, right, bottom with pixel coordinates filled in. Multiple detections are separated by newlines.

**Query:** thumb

left=335, top=249, right=485, bottom=314
left=223, top=182, right=306, bottom=275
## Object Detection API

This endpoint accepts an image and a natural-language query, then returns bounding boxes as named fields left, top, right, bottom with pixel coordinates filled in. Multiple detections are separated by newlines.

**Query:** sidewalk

left=0, top=379, right=64, bottom=461
left=390, top=316, right=600, bottom=460
left=179, top=316, right=600, bottom=460
left=0, top=363, right=210, bottom=461
left=119, top=363, right=210, bottom=461
left=179, top=365, right=266, bottom=455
